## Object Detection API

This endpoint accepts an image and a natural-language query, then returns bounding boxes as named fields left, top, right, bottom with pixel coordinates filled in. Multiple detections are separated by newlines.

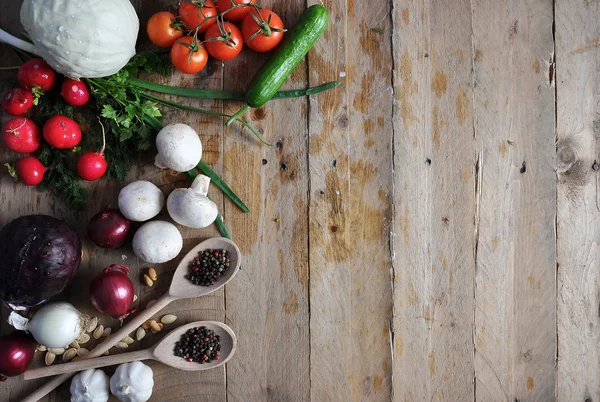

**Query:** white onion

left=15, top=302, right=82, bottom=348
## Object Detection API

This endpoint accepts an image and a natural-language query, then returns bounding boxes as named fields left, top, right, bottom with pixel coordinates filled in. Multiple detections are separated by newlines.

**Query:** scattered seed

left=116, top=342, right=129, bottom=349
left=72, top=356, right=80, bottom=362
left=142, top=320, right=153, bottom=330
left=103, top=350, right=110, bottom=356
left=37, top=345, right=47, bottom=352
left=103, top=327, right=112, bottom=337
left=86, top=317, right=99, bottom=333
left=93, top=325, right=104, bottom=340
left=63, top=348, right=77, bottom=361
left=148, top=267, right=158, bottom=281
left=77, top=348, right=89, bottom=357
left=45, top=352, right=56, bottom=365
left=161, top=314, right=177, bottom=325
left=144, top=274, right=154, bottom=287
left=133, top=294, right=138, bottom=302
left=77, top=333, right=91, bottom=344
left=69, top=341, right=80, bottom=349
left=48, top=348, right=65, bottom=355
left=121, top=336, right=134, bottom=345
left=149, top=320, right=161, bottom=333
left=136, top=328, right=146, bottom=341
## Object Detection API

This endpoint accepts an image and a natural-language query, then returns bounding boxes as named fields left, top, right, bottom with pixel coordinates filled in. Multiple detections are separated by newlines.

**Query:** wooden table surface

left=1, top=0, right=599, bottom=401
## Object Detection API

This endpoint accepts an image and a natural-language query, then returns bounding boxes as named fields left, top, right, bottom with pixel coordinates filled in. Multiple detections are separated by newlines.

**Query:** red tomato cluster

left=1, top=58, right=106, bottom=185
left=147, top=0, right=285, bottom=74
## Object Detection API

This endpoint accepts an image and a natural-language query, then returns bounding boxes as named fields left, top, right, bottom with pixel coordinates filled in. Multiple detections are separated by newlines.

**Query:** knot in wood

left=557, top=143, right=578, bottom=173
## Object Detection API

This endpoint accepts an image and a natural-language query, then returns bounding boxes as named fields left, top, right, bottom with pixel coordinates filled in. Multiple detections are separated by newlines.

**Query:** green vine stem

left=127, top=76, right=341, bottom=101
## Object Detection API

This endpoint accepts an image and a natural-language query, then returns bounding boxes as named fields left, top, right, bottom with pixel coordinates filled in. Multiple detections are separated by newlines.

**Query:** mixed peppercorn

left=174, top=326, right=221, bottom=364
left=185, top=249, right=230, bottom=287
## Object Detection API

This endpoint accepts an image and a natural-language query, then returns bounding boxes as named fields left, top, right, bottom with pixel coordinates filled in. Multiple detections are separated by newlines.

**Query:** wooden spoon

left=21, top=237, right=241, bottom=402
left=24, top=321, right=237, bottom=380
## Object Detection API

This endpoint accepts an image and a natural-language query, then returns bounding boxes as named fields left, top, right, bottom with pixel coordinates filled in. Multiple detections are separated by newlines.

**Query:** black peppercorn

left=174, top=326, right=221, bottom=363
left=186, top=249, right=230, bottom=287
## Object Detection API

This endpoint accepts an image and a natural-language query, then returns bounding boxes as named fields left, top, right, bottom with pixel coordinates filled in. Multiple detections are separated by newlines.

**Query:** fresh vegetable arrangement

left=0, top=0, right=335, bottom=392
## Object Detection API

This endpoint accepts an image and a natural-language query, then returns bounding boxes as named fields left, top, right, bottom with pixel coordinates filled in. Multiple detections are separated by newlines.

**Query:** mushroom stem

left=191, top=174, right=211, bottom=196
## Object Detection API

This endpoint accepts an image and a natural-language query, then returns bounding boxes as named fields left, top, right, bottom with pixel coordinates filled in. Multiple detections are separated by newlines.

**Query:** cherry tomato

left=147, top=11, right=184, bottom=48
left=215, top=0, right=256, bottom=21
left=179, top=0, right=218, bottom=33
left=204, top=22, right=243, bottom=61
left=17, top=59, right=56, bottom=92
left=43, top=115, right=82, bottom=149
left=2, top=118, right=41, bottom=153
left=171, top=36, right=209, bottom=74
left=241, top=9, right=285, bottom=52
left=14, top=156, right=47, bottom=186
left=61, top=79, right=90, bottom=107
left=77, top=151, right=108, bottom=181
left=1, top=88, right=34, bottom=116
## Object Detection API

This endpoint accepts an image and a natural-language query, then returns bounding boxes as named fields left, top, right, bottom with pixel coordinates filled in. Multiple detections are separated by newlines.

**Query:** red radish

left=18, top=59, right=56, bottom=92
left=43, top=115, right=82, bottom=149
left=77, top=120, right=107, bottom=181
left=2, top=88, right=34, bottom=116
left=61, top=79, right=90, bottom=107
left=13, top=156, right=47, bottom=186
left=2, top=118, right=41, bottom=153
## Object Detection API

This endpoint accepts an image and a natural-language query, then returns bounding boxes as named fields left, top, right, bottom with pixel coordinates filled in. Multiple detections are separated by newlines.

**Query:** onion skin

left=0, top=332, right=36, bottom=381
left=87, top=208, right=131, bottom=248
left=89, top=264, right=135, bottom=319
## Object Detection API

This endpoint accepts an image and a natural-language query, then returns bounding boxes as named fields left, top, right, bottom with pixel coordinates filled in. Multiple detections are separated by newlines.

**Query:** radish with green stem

left=77, top=120, right=108, bottom=181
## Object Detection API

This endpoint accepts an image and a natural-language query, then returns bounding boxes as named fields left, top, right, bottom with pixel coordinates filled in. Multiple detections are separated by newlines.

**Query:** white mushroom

left=167, top=175, right=219, bottom=229
left=154, top=123, right=202, bottom=172
left=118, top=181, right=164, bottom=222
left=132, top=221, right=183, bottom=264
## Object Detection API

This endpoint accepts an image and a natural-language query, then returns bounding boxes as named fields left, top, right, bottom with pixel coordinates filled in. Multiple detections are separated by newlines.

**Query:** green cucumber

left=225, top=5, right=330, bottom=125
left=246, top=5, right=329, bottom=107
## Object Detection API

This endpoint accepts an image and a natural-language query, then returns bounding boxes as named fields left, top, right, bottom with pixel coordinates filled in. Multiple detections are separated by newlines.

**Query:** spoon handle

left=24, top=349, right=154, bottom=380
left=21, top=292, right=175, bottom=402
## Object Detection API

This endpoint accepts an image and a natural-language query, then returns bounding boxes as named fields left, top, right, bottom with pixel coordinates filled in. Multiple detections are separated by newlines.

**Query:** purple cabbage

left=0, top=215, right=82, bottom=309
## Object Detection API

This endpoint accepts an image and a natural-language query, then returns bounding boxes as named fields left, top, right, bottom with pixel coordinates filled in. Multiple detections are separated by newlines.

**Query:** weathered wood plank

left=471, top=0, right=556, bottom=400
left=556, top=1, right=600, bottom=400
left=391, top=0, right=476, bottom=400
left=223, top=1, right=311, bottom=400
left=308, top=0, right=393, bottom=400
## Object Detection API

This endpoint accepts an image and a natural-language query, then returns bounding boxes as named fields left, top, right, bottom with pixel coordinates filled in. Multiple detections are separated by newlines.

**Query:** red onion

left=90, top=264, right=135, bottom=319
left=0, top=332, right=36, bottom=381
left=87, top=207, right=131, bottom=248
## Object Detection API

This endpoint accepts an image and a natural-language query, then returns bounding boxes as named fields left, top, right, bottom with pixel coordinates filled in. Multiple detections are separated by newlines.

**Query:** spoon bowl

left=24, top=321, right=237, bottom=380
left=169, top=237, right=241, bottom=299
left=153, top=321, right=237, bottom=370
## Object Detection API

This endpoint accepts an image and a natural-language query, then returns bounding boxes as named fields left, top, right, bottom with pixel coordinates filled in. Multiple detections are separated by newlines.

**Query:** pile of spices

left=185, top=249, right=230, bottom=287
left=174, top=327, right=220, bottom=364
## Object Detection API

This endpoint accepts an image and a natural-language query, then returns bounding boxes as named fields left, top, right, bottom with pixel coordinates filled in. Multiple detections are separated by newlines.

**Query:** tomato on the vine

left=215, top=0, right=257, bottom=21
left=43, top=115, right=82, bottom=149
left=147, top=11, right=184, bottom=48
left=242, top=9, right=285, bottom=52
left=2, top=88, right=34, bottom=116
left=171, top=36, right=209, bottom=74
left=204, top=22, right=243, bottom=61
left=14, top=156, right=47, bottom=186
left=17, top=59, right=56, bottom=92
left=61, top=79, right=90, bottom=107
left=179, top=0, right=218, bottom=33
left=2, top=118, right=41, bottom=153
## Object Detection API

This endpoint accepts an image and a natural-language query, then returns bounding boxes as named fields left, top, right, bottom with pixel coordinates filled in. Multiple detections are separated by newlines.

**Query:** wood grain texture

left=391, top=0, right=476, bottom=400
left=555, top=1, right=600, bottom=400
left=308, top=0, right=393, bottom=400
left=223, top=0, right=311, bottom=400
left=471, top=0, right=556, bottom=400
